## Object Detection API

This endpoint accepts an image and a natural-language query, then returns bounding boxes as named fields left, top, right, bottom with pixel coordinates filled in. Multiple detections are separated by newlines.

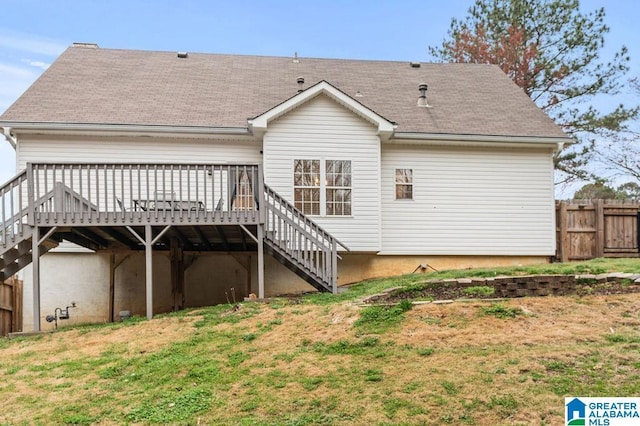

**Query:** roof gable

left=249, top=81, right=395, bottom=139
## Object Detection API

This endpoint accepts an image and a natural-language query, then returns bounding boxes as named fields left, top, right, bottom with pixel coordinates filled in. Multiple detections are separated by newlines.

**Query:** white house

left=0, top=44, right=570, bottom=331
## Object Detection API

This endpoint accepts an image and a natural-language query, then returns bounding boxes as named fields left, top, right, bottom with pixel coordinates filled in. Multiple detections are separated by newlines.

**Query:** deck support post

left=31, top=226, right=41, bottom=332
left=170, top=236, right=185, bottom=311
left=257, top=224, right=265, bottom=299
left=145, top=224, right=153, bottom=320
left=331, top=239, right=338, bottom=294
left=109, top=253, right=115, bottom=322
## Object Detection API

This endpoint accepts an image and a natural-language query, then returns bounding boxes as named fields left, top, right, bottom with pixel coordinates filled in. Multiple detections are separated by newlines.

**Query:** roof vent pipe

left=297, top=76, right=305, bottom=93
left=417, top=83, right=431, bottom=108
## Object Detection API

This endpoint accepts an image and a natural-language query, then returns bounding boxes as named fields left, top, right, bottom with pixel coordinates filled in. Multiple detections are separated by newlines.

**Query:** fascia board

left=249, top=81, right=396, bottom=137
left=0, top=122, right=255, bottom=140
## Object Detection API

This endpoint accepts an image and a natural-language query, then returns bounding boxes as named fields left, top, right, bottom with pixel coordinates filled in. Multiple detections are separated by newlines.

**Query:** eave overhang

left=390, top=132, right=572, bottom=152
left=0, top=122, right=255, bottom=140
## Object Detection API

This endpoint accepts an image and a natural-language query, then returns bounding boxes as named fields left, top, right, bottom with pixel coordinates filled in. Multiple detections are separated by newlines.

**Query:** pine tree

left=429, top=0, right=638, bottom=184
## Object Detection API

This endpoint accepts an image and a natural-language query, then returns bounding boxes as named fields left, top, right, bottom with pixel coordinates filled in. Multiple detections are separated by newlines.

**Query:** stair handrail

left=0, top=170, right=29, bottom=249
left=263, top=184, right=349, bottom=251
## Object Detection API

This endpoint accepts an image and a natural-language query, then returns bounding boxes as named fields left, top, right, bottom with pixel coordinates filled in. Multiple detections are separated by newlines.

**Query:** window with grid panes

left=326, top=160, right=351, bottom=215
left=293, top=160, right=320, bottom=215
left=395, top=168, right=413, bottom=200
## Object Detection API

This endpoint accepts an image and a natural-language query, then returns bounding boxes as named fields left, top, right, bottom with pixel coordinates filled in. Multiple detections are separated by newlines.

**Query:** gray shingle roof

left=0, top=46, right=567, bottom=138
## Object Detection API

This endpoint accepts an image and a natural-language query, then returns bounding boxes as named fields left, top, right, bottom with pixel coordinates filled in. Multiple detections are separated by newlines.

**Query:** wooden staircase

left=1, top=229, right=59, bottom=281
left=0, top=171, right=47, bottom=281
left=263, top=185, right=348, bottom=293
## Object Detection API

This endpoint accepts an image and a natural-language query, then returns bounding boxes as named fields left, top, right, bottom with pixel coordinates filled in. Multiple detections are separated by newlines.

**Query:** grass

left=463, top=285, right=495, bottom=297
left=482, top=303, right=523, bottom=319
left=0, top=258, right=638, bottom=425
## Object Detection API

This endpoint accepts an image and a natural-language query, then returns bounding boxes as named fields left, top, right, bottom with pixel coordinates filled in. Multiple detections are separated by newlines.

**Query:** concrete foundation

left=21, top=251, right=550, bottom=331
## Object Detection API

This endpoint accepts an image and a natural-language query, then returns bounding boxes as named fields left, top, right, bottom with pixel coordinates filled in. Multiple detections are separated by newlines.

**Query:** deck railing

left=264, top=184, right=348, bottom=292
left=0, top=171, right=29, bottom=250
left=27, top=163, right=262, bottom=226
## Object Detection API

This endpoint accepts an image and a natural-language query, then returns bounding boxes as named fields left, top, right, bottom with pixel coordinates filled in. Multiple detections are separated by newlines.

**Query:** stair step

left=0, top=242, right=58, bottom=281
left=0, top=239, right=33, bottom=268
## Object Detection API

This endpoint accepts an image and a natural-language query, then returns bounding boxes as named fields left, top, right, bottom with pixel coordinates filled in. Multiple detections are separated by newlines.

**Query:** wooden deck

left=1, top=162, right=347, bottom=331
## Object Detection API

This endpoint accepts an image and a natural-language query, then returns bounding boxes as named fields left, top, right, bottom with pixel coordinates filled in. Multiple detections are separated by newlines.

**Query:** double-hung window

left=294, top=160, right=320, bottom=215
left=395, top=168, right=413, bottom=200
left=325, top=160, right=351, bottom=216
left=294, top=159, right=352, bottom=216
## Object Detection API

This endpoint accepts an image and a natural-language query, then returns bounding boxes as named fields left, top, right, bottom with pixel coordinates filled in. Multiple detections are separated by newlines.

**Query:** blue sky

left=1, top=0, right=638, bottom=195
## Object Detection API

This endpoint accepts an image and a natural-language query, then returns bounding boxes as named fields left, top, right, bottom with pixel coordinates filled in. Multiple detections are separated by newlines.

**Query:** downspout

left=2, top=127, right=17, bottom=149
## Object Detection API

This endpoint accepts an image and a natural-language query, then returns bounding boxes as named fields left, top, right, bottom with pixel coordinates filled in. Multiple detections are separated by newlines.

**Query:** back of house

left=0, top=44, right=569, bottom=331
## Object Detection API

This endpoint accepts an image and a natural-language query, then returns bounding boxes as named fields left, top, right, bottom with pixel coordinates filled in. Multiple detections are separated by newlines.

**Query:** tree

left=573, top=181, right=619, bottom=199
left=573, top=181, right=640, bottom=200
left=429, top=0, right=638, bottom=184
left=596, top=78, right=640, bottom=182
left=616, top=181, right=640, bottom=200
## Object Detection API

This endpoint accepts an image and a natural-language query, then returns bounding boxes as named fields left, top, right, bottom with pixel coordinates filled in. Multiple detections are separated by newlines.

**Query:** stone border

left=360, top=273, right=640, bottom=305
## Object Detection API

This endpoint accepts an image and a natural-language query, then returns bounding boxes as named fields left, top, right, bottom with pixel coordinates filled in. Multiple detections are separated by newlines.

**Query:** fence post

left=594, top=199, right=605, bottom=258
left=558, top=201, right=569, bottom=262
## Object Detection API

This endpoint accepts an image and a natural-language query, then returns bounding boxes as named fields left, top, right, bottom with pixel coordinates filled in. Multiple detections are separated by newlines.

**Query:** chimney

left=417, top=83, right=431, bottom=108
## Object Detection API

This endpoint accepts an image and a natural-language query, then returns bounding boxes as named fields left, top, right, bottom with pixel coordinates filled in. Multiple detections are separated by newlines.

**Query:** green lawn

left=0, top=258, right=638, bottom=425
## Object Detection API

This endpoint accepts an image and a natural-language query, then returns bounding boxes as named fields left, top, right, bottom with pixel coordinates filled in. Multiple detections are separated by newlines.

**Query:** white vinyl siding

left=381, top=144, right=555, bottom=255
left=263, top=95, right=381, bottom=252
left=16, top=135, right=262, bottom=170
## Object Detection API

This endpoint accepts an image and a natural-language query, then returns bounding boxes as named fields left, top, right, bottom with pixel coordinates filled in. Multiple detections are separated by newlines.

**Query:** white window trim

left=395, top=168, right=414, bottom=201
left=293, top=158, right=353, bottom=217
left=325, top=159, right=352, bottom=217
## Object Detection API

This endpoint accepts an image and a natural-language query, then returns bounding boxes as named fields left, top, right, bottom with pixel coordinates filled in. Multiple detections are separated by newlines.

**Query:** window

left=293, top=159, right=352, bottom=216
left=294, top=160, right=320, bottom=215
left=326, top=160, right=351, bottom=216
left=233, top=168, right=254, bottom=210
left=395, top=169, right=413, bottom=200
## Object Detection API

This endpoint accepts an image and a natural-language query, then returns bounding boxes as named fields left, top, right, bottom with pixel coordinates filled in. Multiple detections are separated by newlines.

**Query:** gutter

left=392, top=132, right=571, bottom=145
left=391, top=132, right=571, bottom=152
left=0, top=122, right=253, bottom=139
left=1, top=127, right=17, bottom=149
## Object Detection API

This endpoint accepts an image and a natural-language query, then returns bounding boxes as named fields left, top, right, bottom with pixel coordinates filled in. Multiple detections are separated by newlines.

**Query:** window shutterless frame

left=395, top=168, right=413, bottom=200
left=293, top=159, right=352, bottom=216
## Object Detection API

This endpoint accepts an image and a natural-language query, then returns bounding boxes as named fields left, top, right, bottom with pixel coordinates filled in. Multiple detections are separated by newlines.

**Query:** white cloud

left=0, top=32, right=67, bottom=57
left=0, top=63, right=38, bottom=79
left=21, top=59, right=50, bottom=70
left=0, top=62, right=42, bottom=112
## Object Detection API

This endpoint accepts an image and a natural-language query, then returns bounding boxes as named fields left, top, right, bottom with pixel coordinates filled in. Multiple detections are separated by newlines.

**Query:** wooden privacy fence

left=556, top=199, right=640, bottom=262
left=0, top=277, right=23, bottom=336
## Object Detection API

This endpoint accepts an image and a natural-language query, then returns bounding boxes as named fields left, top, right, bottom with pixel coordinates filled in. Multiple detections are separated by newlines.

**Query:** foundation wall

left=20, top=251, right=551, bottom=331
left=336, top=254, right=551, bottom=284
